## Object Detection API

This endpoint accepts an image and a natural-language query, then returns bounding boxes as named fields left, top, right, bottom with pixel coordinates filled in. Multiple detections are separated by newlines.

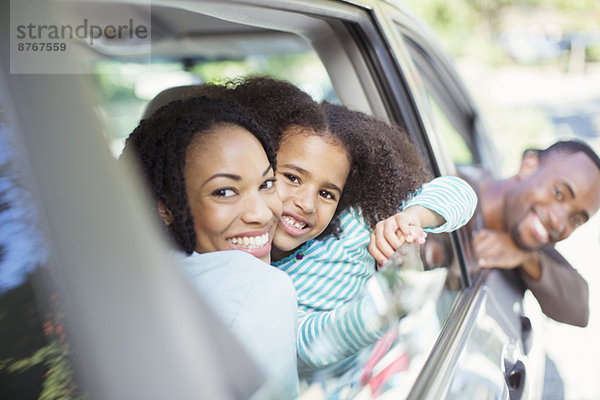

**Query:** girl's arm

left=402, top=175, right=477, bottom=233
left=297, top=292, right=385, bottom=370
left=370, top=176, right=477, bottom=264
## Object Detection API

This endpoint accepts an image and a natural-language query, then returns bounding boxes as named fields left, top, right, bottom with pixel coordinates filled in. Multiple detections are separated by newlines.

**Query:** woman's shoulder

left=179, top=250, right=292, bottom=287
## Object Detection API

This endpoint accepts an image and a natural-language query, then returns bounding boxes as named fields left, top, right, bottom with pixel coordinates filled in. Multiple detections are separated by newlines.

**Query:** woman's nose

left=242, top=193, right=275, bottom=225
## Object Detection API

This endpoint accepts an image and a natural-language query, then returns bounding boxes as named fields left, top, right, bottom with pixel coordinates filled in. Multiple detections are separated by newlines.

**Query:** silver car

left=0, top=0, right=545, bottom=399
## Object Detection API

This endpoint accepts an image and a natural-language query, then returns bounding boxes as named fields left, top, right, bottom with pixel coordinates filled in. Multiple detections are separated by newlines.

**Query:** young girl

left=121, top=96, right=299, bottom=398
left=218, top=77, right=476, bottom=372
left=272, top=104, right=476, bottom=371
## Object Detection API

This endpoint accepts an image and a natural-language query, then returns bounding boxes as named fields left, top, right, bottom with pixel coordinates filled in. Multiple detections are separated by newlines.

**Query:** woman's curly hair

left=320, top=102, right=432, bottom=237
left=120, top=96, right=277, bottom=254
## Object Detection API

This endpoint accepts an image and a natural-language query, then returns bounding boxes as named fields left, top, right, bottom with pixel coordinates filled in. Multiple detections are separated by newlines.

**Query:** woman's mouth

left=280, top=214, right=310, bottom=237
left=227, top=232, right=271, bottom=258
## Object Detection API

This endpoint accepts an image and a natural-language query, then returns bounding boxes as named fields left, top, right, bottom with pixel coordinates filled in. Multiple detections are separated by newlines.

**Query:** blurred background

left=404, top=0, right=600, bottom=399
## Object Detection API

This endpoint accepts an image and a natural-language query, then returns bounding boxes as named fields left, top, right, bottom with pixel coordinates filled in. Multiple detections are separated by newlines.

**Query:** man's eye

left=571, top=214, right=584, bottom=227
left=212, top=188, right=236, bottom=198
left=260, top=178, right=276, bottom=190
left=285, top=174, right=300, bottom=184
left=553, top=186, right=564, bottom=201
left=319, top=190, right=335, bottom=200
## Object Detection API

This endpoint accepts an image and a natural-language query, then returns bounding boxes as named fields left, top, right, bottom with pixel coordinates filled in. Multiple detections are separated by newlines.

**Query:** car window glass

left=0, top=80, right=85, bottom=400
left=398, top=30, right=476, bottom=166
left=430, top=100, right=474, bottom=165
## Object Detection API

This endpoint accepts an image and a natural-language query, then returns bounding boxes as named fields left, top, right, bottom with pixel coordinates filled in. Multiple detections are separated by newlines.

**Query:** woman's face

left=181, top=124, right=282, bottom=263
left=272, top=128, right=351, bottom=256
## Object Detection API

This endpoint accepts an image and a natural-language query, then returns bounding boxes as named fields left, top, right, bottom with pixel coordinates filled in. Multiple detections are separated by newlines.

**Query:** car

left=0, top=0, right=545, bottom=399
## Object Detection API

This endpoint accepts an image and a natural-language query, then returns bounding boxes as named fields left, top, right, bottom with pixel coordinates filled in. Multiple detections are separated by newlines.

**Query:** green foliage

left=0, top=273, right=85, bottom=400
left=8, top=340, right=84, bottom=400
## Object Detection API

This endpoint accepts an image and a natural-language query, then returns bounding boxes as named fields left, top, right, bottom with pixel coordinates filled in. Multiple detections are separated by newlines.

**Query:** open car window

left=87, top=2, right=470, bottom=396
left=88, top=5, right=470, bottom=397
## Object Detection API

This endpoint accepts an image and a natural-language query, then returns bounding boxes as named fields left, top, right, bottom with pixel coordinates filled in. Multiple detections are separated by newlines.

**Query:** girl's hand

left=369, top=210, right=426, bottom=267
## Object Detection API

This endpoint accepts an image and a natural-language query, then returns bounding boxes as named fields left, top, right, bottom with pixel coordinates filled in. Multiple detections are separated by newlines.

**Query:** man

left=460, top=140, right=600, bottom=327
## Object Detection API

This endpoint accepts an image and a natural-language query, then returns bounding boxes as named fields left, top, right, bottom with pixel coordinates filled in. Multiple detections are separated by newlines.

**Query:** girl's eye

left=260, top=178, right=276, bottom=191
left=212, top=188, right=237, bottom=198
left=319, top=190, right=335, bottom=200
left=553, top=186, right=564, bottom=201
left=284, top=174, right=300, bottom=184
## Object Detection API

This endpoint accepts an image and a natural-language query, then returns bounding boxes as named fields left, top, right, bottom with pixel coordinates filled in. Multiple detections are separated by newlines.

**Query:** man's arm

left=473, top=229, right=589, bottom=327
left=518, top=247, right=589, bottom=327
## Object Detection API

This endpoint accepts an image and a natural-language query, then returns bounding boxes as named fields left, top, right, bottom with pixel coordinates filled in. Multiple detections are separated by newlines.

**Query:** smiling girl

left=121, top=96, right=299, bottom=397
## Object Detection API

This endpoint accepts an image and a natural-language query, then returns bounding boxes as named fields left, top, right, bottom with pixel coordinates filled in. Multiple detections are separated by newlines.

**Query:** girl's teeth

left=283, top=216, right=306, bottom=229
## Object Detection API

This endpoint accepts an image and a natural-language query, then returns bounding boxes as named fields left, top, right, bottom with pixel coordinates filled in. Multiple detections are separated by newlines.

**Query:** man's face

left=503, top=151, right=600, bottom=250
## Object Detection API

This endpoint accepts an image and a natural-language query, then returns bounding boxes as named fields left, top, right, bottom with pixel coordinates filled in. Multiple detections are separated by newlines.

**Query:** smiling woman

left=120, top=95, right=299, bottom=398
left=181, top=124, right=280, bottom=261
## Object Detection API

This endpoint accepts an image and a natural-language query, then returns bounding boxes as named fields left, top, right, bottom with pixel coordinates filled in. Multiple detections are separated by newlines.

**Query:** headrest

left=142, top=85, right=199, bottom=120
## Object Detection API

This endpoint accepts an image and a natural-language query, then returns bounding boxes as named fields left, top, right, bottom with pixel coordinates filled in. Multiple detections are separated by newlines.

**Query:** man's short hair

left=525, top=140, right=600, bottom=173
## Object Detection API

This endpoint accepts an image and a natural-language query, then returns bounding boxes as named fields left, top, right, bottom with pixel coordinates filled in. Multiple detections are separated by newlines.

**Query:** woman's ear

left=517, top=150, right=539, bottom=180
left=157, top=201, right=174, bottom=226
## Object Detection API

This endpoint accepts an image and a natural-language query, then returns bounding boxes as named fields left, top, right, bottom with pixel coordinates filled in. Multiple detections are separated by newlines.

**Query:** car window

left=93, top=46, right=337, bottom=157
left=400, top=33, right=476, bottom=166
left=88, top=6, right=471, bottom=396
left=7, top=2, right=480, bottom=397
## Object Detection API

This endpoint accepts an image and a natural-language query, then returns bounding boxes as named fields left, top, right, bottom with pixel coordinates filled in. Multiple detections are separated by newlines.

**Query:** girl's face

left=272, top=128, right=351, bottom=257
left=181, top=124, right=282, bottom=263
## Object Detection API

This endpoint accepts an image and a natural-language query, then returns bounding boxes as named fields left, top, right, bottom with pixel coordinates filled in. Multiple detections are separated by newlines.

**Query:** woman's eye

left=212, top=188, right=236, bottom=198
left=260, top=178, right=276, bottom=190
left=285, top=174, right=300, bottom=184
left=319, top=190, right=335, bottom=200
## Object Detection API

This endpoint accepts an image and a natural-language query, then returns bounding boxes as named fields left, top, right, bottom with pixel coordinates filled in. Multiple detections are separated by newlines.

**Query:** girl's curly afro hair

left=192, top=76, right=329, bottom=149
left=120, top=95, right=277, bottom=254
left=320, top=102, right=432, bottom=237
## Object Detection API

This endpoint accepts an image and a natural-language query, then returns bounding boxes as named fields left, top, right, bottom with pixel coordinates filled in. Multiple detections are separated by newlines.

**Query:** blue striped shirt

left=271, top=176, right=477, bottom=370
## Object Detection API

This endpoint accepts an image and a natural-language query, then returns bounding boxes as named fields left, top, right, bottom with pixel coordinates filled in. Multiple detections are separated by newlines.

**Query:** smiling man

left=460, top=140, right=600, bottom=327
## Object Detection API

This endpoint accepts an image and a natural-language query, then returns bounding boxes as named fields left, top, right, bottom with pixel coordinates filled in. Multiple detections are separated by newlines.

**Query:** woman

left=121, top=96, right=300, bottom=398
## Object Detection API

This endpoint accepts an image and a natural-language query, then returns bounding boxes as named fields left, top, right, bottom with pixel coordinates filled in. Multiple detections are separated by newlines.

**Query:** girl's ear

left=517, top=150, right=539, bottom=180
left=157, top=201, right=174, bottom=226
